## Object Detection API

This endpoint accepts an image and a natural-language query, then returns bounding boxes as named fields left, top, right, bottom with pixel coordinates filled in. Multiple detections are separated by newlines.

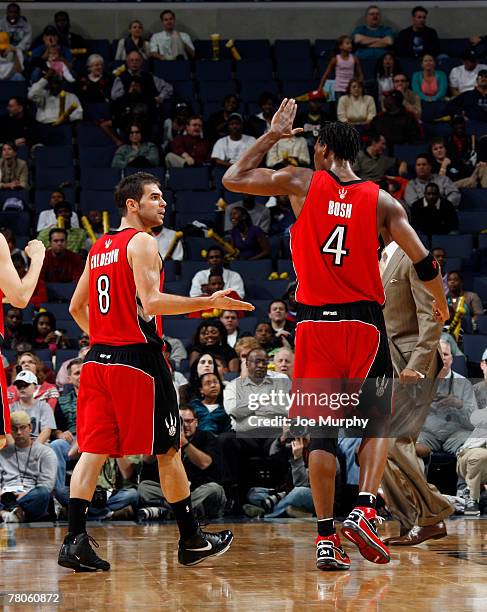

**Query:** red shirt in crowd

left=40, top=249, right=84, bottom=283
left=170, top=135, right=212, bottom=166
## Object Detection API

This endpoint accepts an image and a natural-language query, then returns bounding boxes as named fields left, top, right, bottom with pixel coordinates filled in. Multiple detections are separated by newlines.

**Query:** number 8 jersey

left=88, top=228, right=164, bottom=347
left=290, top=170, right=385, bottom=306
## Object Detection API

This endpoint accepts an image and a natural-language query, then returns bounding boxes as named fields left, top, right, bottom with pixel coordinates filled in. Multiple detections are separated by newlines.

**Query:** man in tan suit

left=380, top=227, right=453, bottom=545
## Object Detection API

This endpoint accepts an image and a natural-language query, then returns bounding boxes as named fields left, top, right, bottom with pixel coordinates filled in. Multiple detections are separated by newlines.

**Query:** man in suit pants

left=379, top=228, right=453, bottom=545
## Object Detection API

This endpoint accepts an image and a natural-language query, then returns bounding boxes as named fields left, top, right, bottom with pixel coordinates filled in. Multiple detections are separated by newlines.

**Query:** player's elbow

left=222, top=168, right=239, bottom=191
left=7, top=295, right=29, bottom=309
left=141, top=297, right=159, bottom=317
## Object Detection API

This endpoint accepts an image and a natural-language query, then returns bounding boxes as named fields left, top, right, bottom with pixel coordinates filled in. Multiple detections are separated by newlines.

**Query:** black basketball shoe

left=178, top=528, right=234, bottom=566
left=58, top=533, right=110, bottom=572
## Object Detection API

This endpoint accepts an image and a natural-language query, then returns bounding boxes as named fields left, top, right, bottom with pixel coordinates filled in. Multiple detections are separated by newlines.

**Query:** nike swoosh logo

left=75, top=555, right=80, bottom=560
left=186, top=542, right=212, bottom=552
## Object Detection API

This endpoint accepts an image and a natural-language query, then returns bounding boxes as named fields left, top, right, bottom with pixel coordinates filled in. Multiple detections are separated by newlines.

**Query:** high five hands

left=270, top=98, right=304, bottom=139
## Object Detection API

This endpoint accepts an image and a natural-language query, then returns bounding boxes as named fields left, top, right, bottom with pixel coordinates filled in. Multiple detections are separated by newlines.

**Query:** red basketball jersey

left=0, top=289, right=3, bottom=341
left=290, top=170, right=384, bottom=306
left=88, top=228, right=164, bottom=346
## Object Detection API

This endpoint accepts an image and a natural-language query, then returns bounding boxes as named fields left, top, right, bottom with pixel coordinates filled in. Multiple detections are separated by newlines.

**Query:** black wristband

left=413, top=253, right=439, bottom=281
left=181, top=442, right=190, bottom=451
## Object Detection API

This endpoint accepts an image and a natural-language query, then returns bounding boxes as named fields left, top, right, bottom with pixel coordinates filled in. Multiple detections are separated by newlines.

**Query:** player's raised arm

left=379, top=189, right=449, bottom=322
left=222, top=98, right=311, bottom=197
left=0, top=234, right=45, bottom=308
left=130, top=233, right=254, bottom=316
left=69, top=259, right=90, bottom=334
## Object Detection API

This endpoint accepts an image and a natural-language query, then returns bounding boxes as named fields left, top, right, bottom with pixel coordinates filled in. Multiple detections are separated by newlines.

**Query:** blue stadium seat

left=78, top=124, right=115, bottom=147
left=314, top=39, right=336, bottom=59
left=16, top=235, right=29, bottom=249
left=230, top=260, right=273, bottom=278
left=40, top=303, right=70, bottom=320
left=430, top=234, right=473, bottom=259
left=463, top=335, right=486, bottom=363
left=240, top=80, right=280, bottom=103
left=34, top=146, right=73, bottom=168
left=36, top=124, right=72, bottom=146
left=83, top=103, right=111, bottom=121
left=421, top=101, right=449, bottom=123
left=35, top=167, right=75, bottom=190
left=213, top=166, right=227, bottom=193
left=173, top=81, right=196, bottom=101
left=473, top=277, right=487, bottom=302
left=277, top=60, right=314, bottom=81
left=194, top=39, right=229, bottom=60
left=183, top=237, right=213, bottom=260
left=175, top=191, right=218, bottom=213
left=79, top=146, right=116, bottom=168
left=274, top=40, right=311, bottom=61
left=437, top=57, right=462, bottom=75
left=123, top=167, right=166, bottom=184
left=199, top=81, right=237, bottom=102
left=234, top=40, right=271, bottom=60
left=400, top=58, right=422, bottom=79
left=79, top=190, right=116, bottom=212
left=459, top=189, right=487, bottom=210
left=277, top=260, right=296, bottom=278
left=196, top=59, right=232, bottom=82
left=34, top=349, right=53, bottom=364
left=476, top=315, right=487, bottom=335
left=55, top=349, right=79, bottom=371
left=163, top=260, right=177, bottom=282
left=61, top=320, right=82, bottom=339
left=168, top=167, right=210, bottom=191
left=359, top=59, right=377, bottom=81
left=245, top=280, right=289, bottom=300
left=46, top=283, right=76, bottom=303
left=176, top=211, right=216, bottom=227
left=3, top=303, right=34, bottom=321
left=180, top=260, right=206, bottom=281
left=251, top=299, right=272, bottom=319
left=281, top=80, right=315, bottom=98
left=80, top=168, right=121, bottom=191
left=0, top=212, right=30, bottom=235
left=451, top=355, right=468, bottom=376
left=87, top=39, right=111, bottom=61
left=238, top=317, right=258, bottom=333
left=1, top=348, right=15, bottom=365
left=438, top=38, right=469, bottom=57
left=163, top=318, right=202, bottom=339
left=34, top=188, right=75, bottom=212
left=393, top=144, right=428, bottom=167
left=444, top=257, right=462, bottom=273
left=458, top=211, right=487, bottom=233
left=0, top=188, right=29, bottom=207
left=0, top=81, right=27, bottom=102
left=153, top=60, right=191, bottom=81
left=236, top=59, right=273, bottom=82
left=164, top=280, right=191, bottom=295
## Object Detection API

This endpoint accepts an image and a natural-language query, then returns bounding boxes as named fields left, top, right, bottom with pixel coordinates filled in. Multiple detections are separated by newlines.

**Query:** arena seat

left=35, top=167, right=75, bottom=190
left=41, top=303, right=70, bottom=320
left=60, top=320, right=83, bottom=339
left=175, top=191, right=219, bottom=212
left=245, top=280, right=289, bottom=300
left=400, top=58, right=422, bottom=79
left=199, top=80, right=237, bottom=102
left=230, top=260, right=273, bottom=278
left=83, top=103, right=112, bottom=122
left=77, top=124, right=115, bottom=147
left=0, top=211, right=30, bottom=235
left=196, top=59, right=232, bottom=82
left=176, top=211, right=216, bottom=228
left=277, top=60, right=314, bottom=81
left=153, top=60, right=191, bottom=81
left=236, top=59, right=273, bottom=82
left=55, top=349, right=80, bottom=371
left=123, top=167, right=166, bottom=184
left=438, top=38, right=469, bottom=57
left=274, top=40, right=311, bottom=62
left=393, top=144, right=428, bottom=167
left=164, top=280, right=191, bottom=296
left=46, top=283, right=76, bottom=303
left=0, top=80, right=27, bottom=102
left=179, top=260, right=206, bottom=281
left=459, top=189, right=487, bottom=210
left=167, top=167, right=210, bottom=191
left=277, top=260, right=296, bottom=278
left=79, top=146, right=116, bottom=168
left=463, top=334, right=486, bottom=363
left=281, top=80, right=315, bottom=98
left=86, top=39, right=111, bottom=61
left=234, top=40, right=271, bottom=60
left=239, top=80, right=280, bottom=103
left=79, top=190, right=116, bottom=212
left=451, top=355, right=468, bottom=376
left=34, top=146, right=73, bottom=169
left=194, top=39, right=229, bottom=60
left=430, top=234, right=473, bottom=259
left=0, top=188, right=29, bottom=207
left=80, top=168, right=121, bottom=191
left=162, top=260, right=177, bottom=282
left=173, top=81, right=196, bottom=101
left=476, top=315, right=487, bottom=335
left=238, top=317, right=258, bottom=333
left=420, top=100, right=449, bottom=122
left=163, top=318, right=202, bottom=339
left=458, top=211, right=487, bottom=233
left=183, top=237, right=213, bottom=260
left=314, top=39, right=336, bottom=59
left=34, top=188, right=75, bottom=212
left=36, top=124, right=72, bottom=146
left=473, top=277, right=487, bottom=302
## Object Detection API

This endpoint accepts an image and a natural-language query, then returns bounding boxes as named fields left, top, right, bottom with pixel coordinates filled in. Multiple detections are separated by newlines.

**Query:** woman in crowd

left=375, top=52, right=402, bottom=97
left=179, top=352, right=220, bottom=405
left=337, top=79, right=376, bottom=128
left=7, top=351, right=59, bottom=409
left=229, top=207, right=271, bottom=261
left=0, top=142, right=28, bottom=190
left=411, top=54, right=447, bottom=102
left=189, top=372, right=231, bottom=435
left=32, top=311, right=69, bottom=354
left=76, top=54, right=113, bottom=105
left=187, top=320, right=239, bottom=371
left=111, top=122, right=160, bottom=168
left=115, top=20, right=151, bottom=61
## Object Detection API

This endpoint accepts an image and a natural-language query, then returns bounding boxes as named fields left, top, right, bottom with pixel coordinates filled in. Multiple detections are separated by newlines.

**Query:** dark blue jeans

left=56, top=486, right=138, bottom=519
left=0, top=485, right=51, bottom=521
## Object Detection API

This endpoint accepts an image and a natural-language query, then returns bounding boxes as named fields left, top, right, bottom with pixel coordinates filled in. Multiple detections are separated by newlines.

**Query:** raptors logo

left=376, top=375, right=389, bottom=397
left=165, top=413, right=177, bottom=437
left=338, top=187, right=348, bottom=200
left=105, top=239, right=112, bottom=249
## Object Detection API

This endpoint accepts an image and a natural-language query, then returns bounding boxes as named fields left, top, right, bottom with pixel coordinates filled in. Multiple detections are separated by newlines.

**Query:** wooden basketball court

left=1, top=518, right=486, bottom=611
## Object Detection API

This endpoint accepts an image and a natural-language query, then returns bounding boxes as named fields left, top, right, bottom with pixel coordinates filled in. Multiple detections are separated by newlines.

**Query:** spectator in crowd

left=10, top=371, right=56, bottom=444
left=36, top=190, right=79, bottom=232
left=385, top=73, right=421, bottom=119
left=138, top=406, right=225, bottom=520
left=11, top=253, right=47, bottom=310
left=28, top=74, right=83, bottom=125
left=207, top=94, right=240, bottom=143
left=352, top=5, right=394, bottom=60
left=450, top=49, right=487, bottom=97
left=446, top=271, right=484, bottom=341
left=76, top=54, right=113, bottom=105
left=375, top=52, right=402, bottom=98
left=179, top=353, right=220, bottom=406
left=56, top=345, right=89, bottom=390
left=370, top=90, right=421, bottom=149
left=220, top=348, right=291, bottom=505
left=273, top=347, right=294, bottom=379
left=337, top=79, right=376, bottom=127
left=318, top=35, right=363, bottom=100
left=0, top=142, right=28, bottom=190
left=404, top=154, right=461, bottom=207
left=220, top=310, right=244, bottom=349
left=411, top=54, right=448, bottom=102
left=432, top=246, right=448, bottom=292
left=165, top=115, right=211, bottom=168
left=162, top=101, right=191, bottom=148
left=229, top=207, right=271, bottom=260
left=0, top=3, right=31, bottom=52
left=0, top=97, right=35, bottom=147
left=234, top=336, right=260, bottom=378
left=0, top=410, right=56, bottom=523
left=50, top=359, right=81, bottom=496
left=162, top=336, right=186, bottom=370
left=445, top=116, right=478, bottom=178
left=54, top=11, right=85, bottom=51
left=7, top=351, right=58, bottom=408
left=417, top=340, right=477, bottom=459
left=190, top=246, right=245, bottom=298
left=0, top=32, right=23, bottom=81
left=224, top=194, right=271, bottom=234
left=31, top=310, right=69, bottom=354
left=187, top=270, right=242, bottom=318
left=1, top=228, right=26, bottom=266
left=115, top=19, right=150, bottom=61
left=429, top=137, right=468, bottom=181
left=448, top=70, right=487, bottom=123
left=246, top=92, right=278, bottom=138
left=411, top=182, right=459, bottom=237
left=151, top=224, right=184, bottom=261
left=188, top=372, right=230, bottom=435
left=268, top=300, right=295, bottom=348
left=474, top=350, right=487, bottom=411
left=254, top=321, right=282, bottom=355
left=30, top=25, right=73, bottom=78
left=282, top=280, right=298, bottom=323
left=353, top=133, right=407, bottom=183
left=111, top=51, right=173, bottom=104
left=394, top=6, right=439, bottom=58
left=455, top=160, right=487, bottom=189
left=1, top=307, right=32, bottom=351
left=266, top=134, right=310, bottom=170
left=111, top=122, right=159, bottom=169
left=268, top=195, right=295, bottom=237
left=40, top=228, right=83, bottom=283
left=187, top=320, right=239, bottom=371
left=211, top=114, right=256, bottom=168
left=297, top=98, right=332, bottom=149
left=37, top=201, right=86, bottom=255
left=150, top=9, right=194, bottom=61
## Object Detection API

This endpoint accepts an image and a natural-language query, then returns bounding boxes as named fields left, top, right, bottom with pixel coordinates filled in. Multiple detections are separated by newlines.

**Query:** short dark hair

left=49, top=227, right=67, bottom=241
left=114, top=172, right=160, bottom=216
left=447, top=270, right=462, bottom=280
left=415, top=153, right=433, bottom=165
left=207, top=245, right=224, bottom=258
left=370, top=132, right=386, bottom=144
left=425, top=182, right=440, bottom=193
left=53, top=200, right=72, bottom=215
left=186, top=115, right=203, bottom=125
left=9, top=96, right=25, bottom=108
left=33, top=309, right=56, bottom=331
left=208, top=268, right=224, bottom=281
left=67, top=358, right=83, bottom=374
left=412, top=5, right=428, bottom=16
left=161, top=9, right=175, bottom=20
left=317, top=121, right=361, bottom=164
left=179, top=405, right=197, bottom=417
left=478, top=69, right=487, bottom=79
left=258, top=92, right=277, bottom=106
left=268, top=299, right=288, bottom=312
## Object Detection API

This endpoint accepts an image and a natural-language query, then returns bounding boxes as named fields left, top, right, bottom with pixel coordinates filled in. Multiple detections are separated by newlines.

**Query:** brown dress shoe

left=384, top=521, right=447, bottom=546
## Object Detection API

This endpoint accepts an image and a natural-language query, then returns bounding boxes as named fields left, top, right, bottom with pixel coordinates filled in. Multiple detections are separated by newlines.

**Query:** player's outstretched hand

left=25, top=239, right=46, bottom=262
left=432, top=299, right=449, bottom=323
left=270, top=98, right=304, bottom=139
left=0, top=435, right=7, bottom=450
left=208, top=289, right=255, bottom=312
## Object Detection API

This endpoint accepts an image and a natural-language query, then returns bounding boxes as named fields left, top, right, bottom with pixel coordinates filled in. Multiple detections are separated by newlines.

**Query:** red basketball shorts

left=0, top=360, right=10, bottom=435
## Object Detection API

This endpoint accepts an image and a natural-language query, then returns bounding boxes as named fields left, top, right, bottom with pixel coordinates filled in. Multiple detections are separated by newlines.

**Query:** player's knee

left=415, top=442, right=431, bottom=458
left=156, top=447, right=179, bottom=465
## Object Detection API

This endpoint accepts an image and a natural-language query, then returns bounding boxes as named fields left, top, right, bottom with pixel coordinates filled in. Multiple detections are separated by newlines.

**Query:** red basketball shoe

left=315, top=533, right=351, bottom=571
left=341, top=507, right=390, bottom=564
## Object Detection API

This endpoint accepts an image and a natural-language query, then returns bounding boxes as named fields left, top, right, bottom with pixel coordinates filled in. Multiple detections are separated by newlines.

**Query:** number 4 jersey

left=88, top=228, right=164, bottom=347
left=290, top=170, right=385, bottom=306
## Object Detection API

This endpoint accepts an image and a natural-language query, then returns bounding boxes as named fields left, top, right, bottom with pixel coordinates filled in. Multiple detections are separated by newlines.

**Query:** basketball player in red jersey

left=57, top=173, right=253, bottom=572
left=223, top=100, right=449, bottom=571
left=0, top=236, right=45, bottom=451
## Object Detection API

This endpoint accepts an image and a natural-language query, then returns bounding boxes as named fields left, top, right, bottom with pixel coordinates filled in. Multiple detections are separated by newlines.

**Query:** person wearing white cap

left=0, top=230, right=45, bottom=451
left=9, top=370, right=56, bottom=445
